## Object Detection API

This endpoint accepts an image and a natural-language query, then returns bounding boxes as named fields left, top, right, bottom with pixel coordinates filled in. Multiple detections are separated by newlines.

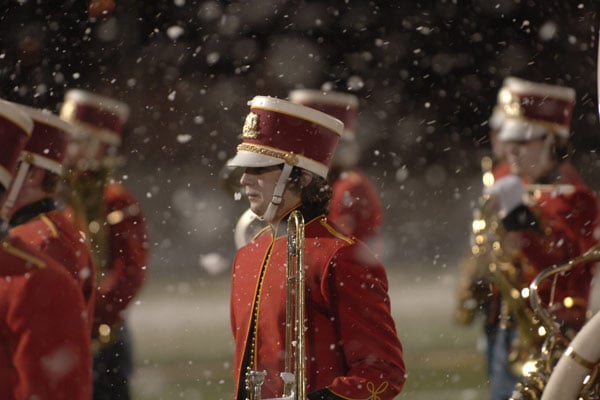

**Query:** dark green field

left=128, top=269, right=493, bottom=400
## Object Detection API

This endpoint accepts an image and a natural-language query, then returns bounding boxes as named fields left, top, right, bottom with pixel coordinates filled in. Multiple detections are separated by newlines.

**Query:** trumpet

left=246, top=210, right=306, bottom=400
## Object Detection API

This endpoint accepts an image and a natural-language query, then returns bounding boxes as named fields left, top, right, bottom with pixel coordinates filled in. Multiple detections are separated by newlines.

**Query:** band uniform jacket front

left=10, top=205, right=96, bottom=332
left=0, top=235, right=91, bottom=399
left=230, top=208, right=406, bottom=400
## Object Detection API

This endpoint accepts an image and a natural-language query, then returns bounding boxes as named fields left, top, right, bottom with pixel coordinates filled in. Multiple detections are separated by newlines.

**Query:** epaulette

left=1, top=241, right=46, bottom=269
left=319, top=217, right=354, bottom=244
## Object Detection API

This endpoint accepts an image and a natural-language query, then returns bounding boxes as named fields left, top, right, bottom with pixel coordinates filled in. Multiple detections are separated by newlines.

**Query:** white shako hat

left=60, top=88, right=130, bottom=147
left=228, top=95, right=344, bottom=222
left=0, top=100, right=33, bottom=190
left=497, top=77, right=576, bottom=142
left=228, top=95, right=344, bottom=179
left=288, top=89, right=359, bottom=140
left=0, top=105, right=78, bottom=213
left=17, top=105, right=77, bottom=175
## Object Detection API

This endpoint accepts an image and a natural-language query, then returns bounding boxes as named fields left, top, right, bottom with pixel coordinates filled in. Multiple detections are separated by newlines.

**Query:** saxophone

left=455, top=157, right=496, bottom=325
left=61, top=164, right=114, bottom=348
left=470, top=157, right=545, bottom=377
left=473, top=196, right=545, bottom=377
left=509, top=244, right=600, bottom=400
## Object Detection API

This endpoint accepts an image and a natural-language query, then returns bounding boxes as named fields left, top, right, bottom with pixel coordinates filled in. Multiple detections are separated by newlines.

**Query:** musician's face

left=239, top=165, right=284, bottom=219
left=504, top=137, right=552, bottom=180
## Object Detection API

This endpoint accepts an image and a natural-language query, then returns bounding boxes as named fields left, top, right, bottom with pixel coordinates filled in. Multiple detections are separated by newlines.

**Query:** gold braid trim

left=237, top=143, right=298, bottom=165
left=366, top=381, right=389, bottom=400
left=327, top=381, right=390, bottom=400
left=565, top=346, right=597, bottom=370
left=40, top=214, right=59, bottom=238
left=1, top=241, right=46, bottom=269
left=319, top=218, right=354, bottom=244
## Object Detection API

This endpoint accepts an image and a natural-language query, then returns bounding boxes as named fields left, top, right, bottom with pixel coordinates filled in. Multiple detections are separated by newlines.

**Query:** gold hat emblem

left=242, top=112, right=260, bottom=139
left=498, top=88, right=521, bottom=117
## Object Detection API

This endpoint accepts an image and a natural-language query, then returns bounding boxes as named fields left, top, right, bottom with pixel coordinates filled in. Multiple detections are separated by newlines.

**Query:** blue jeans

left=484, top=324, right=497, bottom=378
left=489, top=327, right=520, bottom=400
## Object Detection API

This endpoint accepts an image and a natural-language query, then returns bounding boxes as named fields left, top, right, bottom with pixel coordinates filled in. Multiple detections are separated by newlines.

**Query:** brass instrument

left=472, top=193, right=545, bottom=378
left=62, top=166, right=111, bottom=276
left=469, top=156, right=545, bottom=377
left=454, top=157, right=575, bottom=325
left=246, top=210, right=306, bottom=400
left=61, top=164, right=116, bottom=347
left=509, top=244, right=600, bottom=400
left=455, top=157, right=497, bottom=325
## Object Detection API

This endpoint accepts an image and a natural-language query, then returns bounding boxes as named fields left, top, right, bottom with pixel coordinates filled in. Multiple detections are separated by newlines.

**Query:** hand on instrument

left=484, top=175, right=525, bottom=218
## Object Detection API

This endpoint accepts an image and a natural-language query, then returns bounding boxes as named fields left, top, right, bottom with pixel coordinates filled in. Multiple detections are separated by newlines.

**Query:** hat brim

left=498, top=119, right=548, bottom=142
left=227, top=150, right=284, bottom=168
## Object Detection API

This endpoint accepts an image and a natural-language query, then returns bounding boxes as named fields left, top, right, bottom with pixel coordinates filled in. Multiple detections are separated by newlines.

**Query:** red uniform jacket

left=0, top=235, right=92, bottom=399
left=493, top=160, right=510, bottom=180
left=501, top=163, right=600, bottom=330
left=94, top=182, right=148, bottom=331
left=328, top=169, right=383, bottom=255
left=230, top=209, right=405, bottom=400
left=10, top=208, right=95, bottom=332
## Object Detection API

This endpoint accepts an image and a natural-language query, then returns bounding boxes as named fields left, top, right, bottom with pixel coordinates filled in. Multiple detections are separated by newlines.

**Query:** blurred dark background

left=1, top=0, right=599, bottom=279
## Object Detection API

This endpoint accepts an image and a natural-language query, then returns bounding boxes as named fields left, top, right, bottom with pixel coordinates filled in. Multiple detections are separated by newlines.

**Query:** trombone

left=246, top=210, right=306, bottom=400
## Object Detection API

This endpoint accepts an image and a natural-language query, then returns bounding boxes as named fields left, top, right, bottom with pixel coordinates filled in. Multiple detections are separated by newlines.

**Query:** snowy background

left=1, top=0, right=600, bottom=278
left=3, top=2, right=600, bottom=398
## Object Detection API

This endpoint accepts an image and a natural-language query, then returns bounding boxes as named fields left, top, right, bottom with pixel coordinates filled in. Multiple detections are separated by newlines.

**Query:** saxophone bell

left=510, top=244, right=600, bottom=400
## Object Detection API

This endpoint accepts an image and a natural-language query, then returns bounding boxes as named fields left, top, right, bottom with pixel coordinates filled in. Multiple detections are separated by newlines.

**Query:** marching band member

left=3, top=105, right=95, bottom=330
left=289, top=89, right=384, bottom=256
left=59, top=89, right=149, bottom=400
left=481, top=77, right=600, bottom=400
left=0, top=99, right=92, bottom=399
left=454, top=78, right=512, bottom=379
left=227, top=96, right=405, bottom=400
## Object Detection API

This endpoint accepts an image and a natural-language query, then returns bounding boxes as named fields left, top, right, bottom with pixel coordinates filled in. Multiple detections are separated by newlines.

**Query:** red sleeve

left=9, top=262, right=91, bottom=399
left=508, top=187, right=600, bottom=329
left=10, top=213, right=96, bottom=333
left=322, top=244, right=405, bottom=399
left=328, top=171, right=383, bottom=250
left=515, top=189, right=598, bottom=275
left=94, top=184, right=149, bottom=329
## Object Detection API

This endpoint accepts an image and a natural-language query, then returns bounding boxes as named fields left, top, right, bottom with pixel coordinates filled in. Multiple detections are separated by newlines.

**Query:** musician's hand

left=484, top=175, right=525, bottom=218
